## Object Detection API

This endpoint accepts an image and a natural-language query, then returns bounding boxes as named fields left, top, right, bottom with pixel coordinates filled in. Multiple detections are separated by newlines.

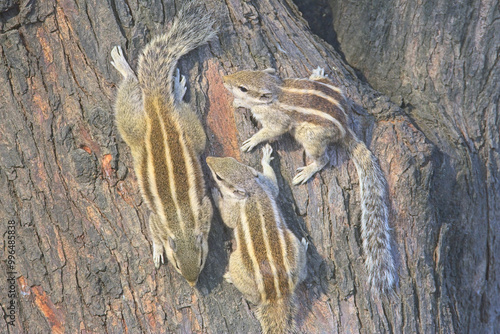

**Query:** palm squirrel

left=223, top=67, right=396, bottom=291
left=207, top=144, right=308, bottom=334
left=110, top=1, right=216, bottom=286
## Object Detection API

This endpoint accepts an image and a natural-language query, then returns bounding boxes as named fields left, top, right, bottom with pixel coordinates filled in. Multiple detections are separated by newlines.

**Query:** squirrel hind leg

left=111, top=46, right=136, bottom=79
left=227, top=250, right=260, bottom=304
left=292, top=130, right=331, bottom=185
left=148, top=214, right=166, bottom=269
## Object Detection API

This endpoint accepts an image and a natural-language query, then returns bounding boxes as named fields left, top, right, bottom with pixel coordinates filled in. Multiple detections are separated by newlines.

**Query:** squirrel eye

left=238, top=86, right=248, bottom=92
left=215, top=174, right=223, bottom=181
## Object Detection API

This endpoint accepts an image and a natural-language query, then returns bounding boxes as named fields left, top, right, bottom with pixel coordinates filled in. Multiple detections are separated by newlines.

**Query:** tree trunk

left=295, top=0, right=500, bottom=332
left=1, top=0, right=495, bottom=333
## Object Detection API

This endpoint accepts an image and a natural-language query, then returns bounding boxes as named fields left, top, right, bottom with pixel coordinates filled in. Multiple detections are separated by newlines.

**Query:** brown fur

left=223, top=67, right=396, bottom=292
left=111, top=0, right=216, bottom=285
left=207, top=145, right=307, bottom=333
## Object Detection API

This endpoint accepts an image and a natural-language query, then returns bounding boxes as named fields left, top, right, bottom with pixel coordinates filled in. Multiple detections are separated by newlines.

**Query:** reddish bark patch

left=31, top=285, right=65, bottom=334
left=205, top=60, right=240, bottom=159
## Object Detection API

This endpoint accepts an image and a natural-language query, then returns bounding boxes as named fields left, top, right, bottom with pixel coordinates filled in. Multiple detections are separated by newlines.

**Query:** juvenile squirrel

left=223, top=67, right=395, bottom=291
left=110, top=1, right=216, bottom=286
left=207, top=145, right=308, bottom=334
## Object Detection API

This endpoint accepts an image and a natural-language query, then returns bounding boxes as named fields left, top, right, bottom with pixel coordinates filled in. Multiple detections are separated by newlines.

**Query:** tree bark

left=1, top=0, right=492, bottom=333
left=295, top=0, right=500, bottom=332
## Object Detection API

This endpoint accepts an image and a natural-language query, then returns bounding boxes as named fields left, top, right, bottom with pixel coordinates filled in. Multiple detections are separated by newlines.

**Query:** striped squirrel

left=207, top=144, right=308, bottom=334
left=110, top=1, right=216, bottom=286
left=223, top=67, right=396, bottom=291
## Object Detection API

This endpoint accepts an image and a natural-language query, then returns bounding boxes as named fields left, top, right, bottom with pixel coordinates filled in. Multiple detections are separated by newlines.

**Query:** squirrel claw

left=241, top=138, right=258, bottom=152
left=292, top=167, right=314, bottom=185
left=111, top=45, right=135, bottom=79
left=153, top=243, right=164, bottom=268
left=301, top=238, right=309, bottom=251
left=293, top=162, right=323, bottom=185
left=153, top=253, right=164, bottom=269
left=223, top=272, right=233, bottom=284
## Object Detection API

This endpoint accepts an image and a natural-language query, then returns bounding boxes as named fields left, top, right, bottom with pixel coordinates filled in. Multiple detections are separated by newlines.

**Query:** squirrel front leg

left=241, top=117, right=290, bottom=152
left=211, top=188, right=239, bottom=229
left=258, top=144, right=279, bottom=198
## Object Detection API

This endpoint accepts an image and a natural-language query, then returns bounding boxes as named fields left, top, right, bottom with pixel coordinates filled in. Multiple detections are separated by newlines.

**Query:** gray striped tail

left=350, top=139, right=396, bottom=292
left=138, top=0, right=217, bottom=100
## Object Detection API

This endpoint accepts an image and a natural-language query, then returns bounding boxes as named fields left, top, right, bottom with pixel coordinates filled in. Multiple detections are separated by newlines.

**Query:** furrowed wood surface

left=0, top=0, right=495, bottom=333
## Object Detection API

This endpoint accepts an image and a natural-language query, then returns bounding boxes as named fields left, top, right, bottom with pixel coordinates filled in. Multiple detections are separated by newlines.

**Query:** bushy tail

left=349, top=139, right=396, bottom=292
left=138, top=0, right=217, bottom=98
left=256, top=297, right=297, bottom=334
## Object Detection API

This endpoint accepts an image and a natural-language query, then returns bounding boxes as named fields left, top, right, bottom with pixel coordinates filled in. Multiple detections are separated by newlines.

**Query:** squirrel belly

left=111, top=1, right=216, bottom=286
left=223, top=67, right=396, bottom=291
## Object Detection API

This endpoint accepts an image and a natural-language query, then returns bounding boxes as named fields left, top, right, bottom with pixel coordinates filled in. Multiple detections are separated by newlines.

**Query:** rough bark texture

left=299, top=0, right=500, bottom=333
left=0, top=0, right=495, bottom=333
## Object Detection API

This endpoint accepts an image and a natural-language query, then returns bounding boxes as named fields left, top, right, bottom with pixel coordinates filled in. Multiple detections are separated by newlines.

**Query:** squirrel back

left=138, top=1, right=217, bottom=100
left=110, top=0, right=216, bottom=285
left=207, top=146, right=308, bottom=333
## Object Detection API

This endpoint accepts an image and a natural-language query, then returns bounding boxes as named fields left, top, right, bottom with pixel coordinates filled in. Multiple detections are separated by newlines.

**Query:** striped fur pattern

left=207, top=145, right=308, bottom=333
left=223, top=67, right=396, bottom=291
left=223, top=67, right=348, bottom=185
left=350, top=140, right=395, bottom=292
left=138, top=1, right=217, bottom=100
left=111, top=0, right=216, bottom=286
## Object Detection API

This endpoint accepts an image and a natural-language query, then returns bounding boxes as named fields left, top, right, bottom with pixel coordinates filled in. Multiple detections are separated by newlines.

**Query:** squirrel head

left=223, top=69, right=282, bottom=108
left=206, top=156, right=260, bottom=200
left=161, top=197, right=212, bottom=287
left=164, top=227, right=209, bottom=287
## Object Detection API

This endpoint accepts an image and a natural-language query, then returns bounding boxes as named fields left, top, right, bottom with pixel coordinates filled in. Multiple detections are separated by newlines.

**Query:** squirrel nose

left=187, top=280, right=197, bottom=287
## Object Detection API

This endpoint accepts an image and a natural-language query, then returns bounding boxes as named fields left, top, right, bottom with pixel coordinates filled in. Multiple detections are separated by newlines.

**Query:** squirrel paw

left=301, top=237, right=309, bottom=251
left=223, top=272, right=233, bottom=284
left=292, top=165, right=317, bottom=185
left=152, top=243, right=165, bottom=269
left=241, top=137, right=260, bottom=152
left=293, top=159, right=327, bottom=185
left=309, top=66, right=327, bottom=80
left=110, top=46, right=135, bottom=79
left=173, top=68, right=187, bottom=102
left=261, top=144, right=274, bottom=165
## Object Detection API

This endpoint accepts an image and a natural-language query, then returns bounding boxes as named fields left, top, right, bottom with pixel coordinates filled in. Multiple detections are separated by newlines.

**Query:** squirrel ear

left=259, top=91, right=273, bottom=102
left=263, top=68, right=276, bottom=74
left=233, top=187, right=247, bottom=199
left=168, top=237, right=177, bottom=252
